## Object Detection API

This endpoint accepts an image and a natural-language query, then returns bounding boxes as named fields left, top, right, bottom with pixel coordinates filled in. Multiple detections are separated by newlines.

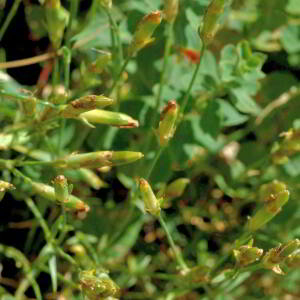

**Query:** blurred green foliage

left=1, top=0, right=300, bottom=299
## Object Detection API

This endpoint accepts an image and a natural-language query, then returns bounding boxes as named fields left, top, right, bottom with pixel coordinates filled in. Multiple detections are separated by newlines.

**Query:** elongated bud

left=246, top=181, right=289, bottom=232
left=285, top=251, right=300, bottom=268
left=262, top=240, right=300, bottom=274
left=200, top=0, right=228, bottom=45
left=139, top=178, right=161, bottom=216
left=52, top=175, right=69, bottom=203
left=80, top=109, right=139, bottom=128
left=272, top=129, right=300, bottom=164
left=234, top=244, right=263, bottom=267
left=164, top=0, right=179, bottom=23
left=128, top=11, right=162, bottom=56
left=90, top=52, right=112, bottom=73
left=45, top=1, right=69, bottom=48
left=31, top=181, right=89, bottom=216
left=0, top=181, right=15, bottom=202
left=79, top=269, right=120, bottom=299
left=54, top=151, right=143, bottom=169
left=78, top=169, right=108, bottom=190
left=60, top=95, right=114, bottom=118
left=157, top=100, right=178, bottom=146
left=98, top=0, right=112, bottom=9
left=165, top=178, right=190, bottom=199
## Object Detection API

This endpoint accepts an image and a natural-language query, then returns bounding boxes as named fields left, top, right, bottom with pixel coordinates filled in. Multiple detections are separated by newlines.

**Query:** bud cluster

left=246, top=180, right=289, bottom=232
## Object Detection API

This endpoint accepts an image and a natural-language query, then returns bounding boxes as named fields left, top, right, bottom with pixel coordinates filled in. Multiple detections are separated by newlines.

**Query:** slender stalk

left=104, top=7, right=124, bottom=109
left=108, top=56, right=131, bottom=96
left=151, top=23, right=174, bottom=126
left=0, top=52, right=57, bottom=69
left=158, top=214, right=189, bottom=272
left=180, top=43, right=206, bottom=115
left=145, top=147, right=164, bottom=180
left=0, top=0, right=22, bottom=41
left=24, top=198, right=52, bottom=242
left=137, top=23, right=174, bottom=176
left=66, top=0, right=80, bottom=47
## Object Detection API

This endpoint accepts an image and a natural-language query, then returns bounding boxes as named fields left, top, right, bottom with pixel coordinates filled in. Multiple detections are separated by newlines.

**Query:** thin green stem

left=24, top=197, right=52, bottom=242
left=138, top=23, right=174, bottom=175
left=151, top=23, right=174, bottom=126
left=158, top=214, right=189, bottom=272
left=0, top=0, right=22, bottom=41
left=145, top=147, right=164, bottom=180
left=66, top=0, right=79, bottom=47
left=108, top=56, right=131, bottom=96
left=180, top=43, right=206, bottom=115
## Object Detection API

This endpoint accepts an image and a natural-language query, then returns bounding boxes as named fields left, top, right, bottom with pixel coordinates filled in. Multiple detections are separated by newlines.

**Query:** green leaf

left=281, top=25, right=300, bottom=54
left=189, top=115, right=223, bottom=153
left=201, top=101, right=221, bottom=138
left=219, top=44, right=238, bottom=82
left=230, top=87, right=261, bottom=115
left=217, top=99, right=249, bottom=126
left=286, top=0, right=300, bottom=15
left=49, top=254, right=57, bottom=293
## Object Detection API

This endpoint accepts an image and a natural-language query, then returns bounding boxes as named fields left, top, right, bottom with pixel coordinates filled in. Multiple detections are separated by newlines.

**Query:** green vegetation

left=1, top=0, right=300, bottom=299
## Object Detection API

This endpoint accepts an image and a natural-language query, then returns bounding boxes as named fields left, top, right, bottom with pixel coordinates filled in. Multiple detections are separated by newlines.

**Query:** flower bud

left=139, top=178, right=161, bottom=216
left=246, top=181, right=289, bottom=232
left=45, top=1, right=69, bottom=49
left=98, top=0, right=112, bottom=9
left=200, top=0, right=228, bottom=45
left=233, top=245, right=263, bottom=267
left=90, top=52, right=112, bottom=73
left=31, top=181, right=89, bottom=215
left=165, top=178, right=190, bottom=199
left=262, top=240, right=300, bottom=274
left=0, top=180, right=15, bottom=202
left=54, top=151, right=144, bottom=169
left=60, top=95, right=114, bottom=118
left=163, top=0, right=179, bottom=23
left=52, top=175, right=69, bottom=203
left=80, top=109, right=139, bottom=128
left=157, top=100, right=178, bottom=146
left=128, top=11, right=162, bottom=56
left=79, top=269, right=120, bottom=299
left=272, top=129, right=300, bottom=164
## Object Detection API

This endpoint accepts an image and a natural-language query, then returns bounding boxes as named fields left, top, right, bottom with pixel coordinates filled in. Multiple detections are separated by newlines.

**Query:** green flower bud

left=200, top=0, right=228, bottom=45
left=163, top=0, right=179, bottom=23
left=31, top=181, right=89, bottom=215
left=90, top=52, right=112, bottom=73
left=60, top=95, right=115, bottom=118
left=79, top=269, right=120, bottom=300
left=0, top=180, right=15, bottom=202
left=246, top=181, right=289, bottom=233
left=272, top=129, right=300, bottom=164
left=80, top=109, right=139, bottom=128
left=52, top=175, right=69, bottom=203
left=139, top=178, right=161, bottom=216
left=262, top=240, right=300, bottom=274
left=157, top=100, right=178, bottom=146
left=54, top=151, right=144, bottom=169
left=233, top=245, right=263, bottom=267
left=45, top=2, right=69, bottom=48
left=98, top=0, right=112, bottom=9
left=128, top=11, right=162, bottom=56
left=165, top=178, right=190, bottom=199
